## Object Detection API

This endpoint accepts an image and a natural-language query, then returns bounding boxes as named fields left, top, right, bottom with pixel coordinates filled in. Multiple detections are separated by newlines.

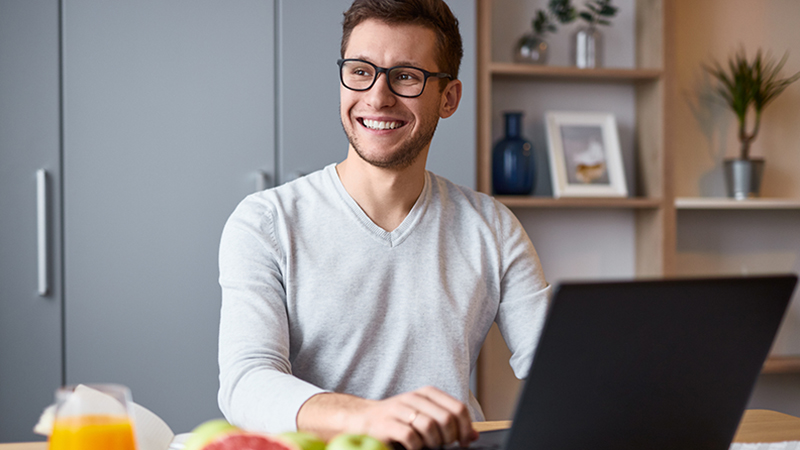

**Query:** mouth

left=359, top=118, right=406, bottom=131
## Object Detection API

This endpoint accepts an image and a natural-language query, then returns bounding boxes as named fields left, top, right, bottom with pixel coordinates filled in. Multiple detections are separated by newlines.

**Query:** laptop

left=474, top=274, right=798, bottom=450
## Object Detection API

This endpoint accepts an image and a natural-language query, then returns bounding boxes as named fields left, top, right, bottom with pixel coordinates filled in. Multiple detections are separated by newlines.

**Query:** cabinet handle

left=36, top=169, right=49, bottom=296
left=287, top=171, right=307, bottom=182
left=255, top=170, right=271, bottom=192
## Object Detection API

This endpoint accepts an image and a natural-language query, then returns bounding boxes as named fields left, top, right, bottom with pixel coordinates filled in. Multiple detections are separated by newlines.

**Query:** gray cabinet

left=0, top=0, right=63, bottom=443
left=1, top=0, right=276, bottom=439
left=1, top=0, right=476, bottom=441
left=60, top=0, right=275, bottom=434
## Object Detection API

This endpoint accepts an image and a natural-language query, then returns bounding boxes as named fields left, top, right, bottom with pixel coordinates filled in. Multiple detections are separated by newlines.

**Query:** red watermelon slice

left=203, top=432, right=300, bottom=450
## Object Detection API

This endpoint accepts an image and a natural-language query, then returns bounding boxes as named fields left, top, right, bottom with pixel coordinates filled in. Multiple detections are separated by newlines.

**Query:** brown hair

left=341, top=0, right=463, bottom=82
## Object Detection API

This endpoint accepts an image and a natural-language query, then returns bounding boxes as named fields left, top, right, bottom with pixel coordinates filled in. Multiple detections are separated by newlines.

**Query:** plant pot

left=724, top=158, right=764, bottom=200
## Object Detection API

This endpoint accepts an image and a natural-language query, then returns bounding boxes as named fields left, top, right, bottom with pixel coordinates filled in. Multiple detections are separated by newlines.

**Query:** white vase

left=572, top=25, right=602, bottom=68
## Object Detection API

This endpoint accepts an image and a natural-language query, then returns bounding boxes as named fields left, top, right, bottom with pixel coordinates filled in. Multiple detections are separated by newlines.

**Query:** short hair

left=341, top=0, right=463, bottom=82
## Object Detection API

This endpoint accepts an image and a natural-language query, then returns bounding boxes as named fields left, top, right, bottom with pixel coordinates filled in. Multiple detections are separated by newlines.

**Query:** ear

left=439, top=79, right=462, bottom=119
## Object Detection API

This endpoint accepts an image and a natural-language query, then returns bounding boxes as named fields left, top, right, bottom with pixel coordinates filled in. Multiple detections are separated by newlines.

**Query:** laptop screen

left=499, top=275, right=797, bottom=450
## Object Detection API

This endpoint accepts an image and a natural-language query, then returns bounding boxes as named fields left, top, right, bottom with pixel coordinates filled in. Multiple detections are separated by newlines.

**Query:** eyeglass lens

left=340, top=60, right=427, bottom=97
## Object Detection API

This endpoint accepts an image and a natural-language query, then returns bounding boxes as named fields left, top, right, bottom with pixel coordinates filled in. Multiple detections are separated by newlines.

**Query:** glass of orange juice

left=48, top=384, right=137, bottom=450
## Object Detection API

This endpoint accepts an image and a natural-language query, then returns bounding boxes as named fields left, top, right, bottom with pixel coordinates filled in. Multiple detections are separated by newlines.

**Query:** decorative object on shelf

left=515, top=0, right=577, bottom=65
left=545, top=111, right=627, bottom=197
left=493, top=111, right=535, bottom=195
left=514, top=32, right=550, bottom=65
left=705, top=48, right=800, bottom=199
left=571, top=0, right=618, bottom=68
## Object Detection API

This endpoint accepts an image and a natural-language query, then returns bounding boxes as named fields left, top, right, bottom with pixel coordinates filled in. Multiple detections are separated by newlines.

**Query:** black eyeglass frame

left=337, top=58, right=453, bottom=99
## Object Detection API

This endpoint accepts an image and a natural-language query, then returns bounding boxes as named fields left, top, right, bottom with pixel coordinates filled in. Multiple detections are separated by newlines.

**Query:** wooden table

left=4, top=410, right=800, bottom=450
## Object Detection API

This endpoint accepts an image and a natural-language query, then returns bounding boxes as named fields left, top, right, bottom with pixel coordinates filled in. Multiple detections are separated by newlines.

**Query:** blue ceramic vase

left=492, top=112, right=535, bottom=195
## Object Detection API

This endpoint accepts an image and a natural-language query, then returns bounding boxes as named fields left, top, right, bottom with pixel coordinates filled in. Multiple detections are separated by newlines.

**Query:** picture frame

left=544, top=111, right=627, bottom=198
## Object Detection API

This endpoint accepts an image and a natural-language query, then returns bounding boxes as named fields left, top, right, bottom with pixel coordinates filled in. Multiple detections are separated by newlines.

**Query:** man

left=217, top=1, right=550, bottom=449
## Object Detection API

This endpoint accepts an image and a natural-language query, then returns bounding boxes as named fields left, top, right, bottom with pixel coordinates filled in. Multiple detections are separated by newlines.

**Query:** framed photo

left=545, top=111, right=627, bottom=198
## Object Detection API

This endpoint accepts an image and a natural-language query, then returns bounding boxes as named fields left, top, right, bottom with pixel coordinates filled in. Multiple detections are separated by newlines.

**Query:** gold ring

left=408, top=411, right=418, bottom=425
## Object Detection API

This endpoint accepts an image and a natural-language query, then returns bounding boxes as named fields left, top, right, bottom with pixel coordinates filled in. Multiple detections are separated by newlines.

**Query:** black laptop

left=475, top=274, right=797, bottom=450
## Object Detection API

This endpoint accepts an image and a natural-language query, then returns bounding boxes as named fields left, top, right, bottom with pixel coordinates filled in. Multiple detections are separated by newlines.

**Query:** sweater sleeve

left=217, top=199, right=326, bottom=433
left=492, top=201, right=552, bottom=380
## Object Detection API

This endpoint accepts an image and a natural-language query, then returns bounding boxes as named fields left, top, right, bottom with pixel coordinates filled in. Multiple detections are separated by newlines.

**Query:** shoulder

left=427, top=171, right=516, bottom=226
left=223, top=165, right=336, bottom=240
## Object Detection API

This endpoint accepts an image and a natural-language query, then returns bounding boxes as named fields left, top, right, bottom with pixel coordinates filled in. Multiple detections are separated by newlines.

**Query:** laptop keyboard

left=390, top=442, right=501, bottom=450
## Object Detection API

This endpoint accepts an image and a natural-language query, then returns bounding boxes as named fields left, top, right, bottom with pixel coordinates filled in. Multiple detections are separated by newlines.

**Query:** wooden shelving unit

left=489, top=62, right=663, bottom=82
left=497, top=196, right=662, bottom=209
left=676, top=197, right=800, bottom=210
left=763, top=356, right=800, bottom=375
left=676, top=196, right=800, bottom=374
left=476, top=0, right=799, bottom=421
left=476, top=0, right=680, bottom=419
left=476, top=0, right=673, bottom=277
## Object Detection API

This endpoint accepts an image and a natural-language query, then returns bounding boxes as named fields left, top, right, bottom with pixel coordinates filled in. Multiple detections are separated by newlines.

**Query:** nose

left=363, top=72, right=396, bottom=109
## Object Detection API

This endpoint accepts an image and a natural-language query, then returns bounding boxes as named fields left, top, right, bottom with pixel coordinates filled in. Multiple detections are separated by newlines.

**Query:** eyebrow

left=348, top=56, right=426, bottom=68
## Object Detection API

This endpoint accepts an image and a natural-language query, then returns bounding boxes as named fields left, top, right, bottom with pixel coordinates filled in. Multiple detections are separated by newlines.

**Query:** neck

left=336, top=146, right=428, bottom=232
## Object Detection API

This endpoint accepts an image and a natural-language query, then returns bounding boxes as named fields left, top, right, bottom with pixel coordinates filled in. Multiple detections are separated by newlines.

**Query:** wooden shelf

left=762, top=356, right=800, bottom=374
left=676, top=197, right=800, bottom=210
left=496, top=196, right=662, bottom=209
left=489, top=62, right=663, bottom=82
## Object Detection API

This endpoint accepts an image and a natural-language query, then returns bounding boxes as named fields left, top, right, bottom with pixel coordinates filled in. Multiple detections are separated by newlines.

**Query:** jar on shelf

left=514, top=33, right=549, bottom=65
left=492, top=112, right=535, bottom=195
left=572, top=24, right=603, bottom=68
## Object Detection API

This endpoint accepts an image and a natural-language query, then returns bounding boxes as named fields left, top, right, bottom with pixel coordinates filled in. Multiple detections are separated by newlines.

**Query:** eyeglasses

left=337, top=58, right=452, bottom=98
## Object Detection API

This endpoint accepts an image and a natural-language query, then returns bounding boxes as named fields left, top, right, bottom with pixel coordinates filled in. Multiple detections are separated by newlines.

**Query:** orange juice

left=49, top=414, right=136, bottom=450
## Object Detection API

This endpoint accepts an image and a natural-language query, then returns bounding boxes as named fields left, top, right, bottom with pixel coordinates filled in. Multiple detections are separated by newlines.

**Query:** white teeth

left=362, top=119, right=402, bottom=130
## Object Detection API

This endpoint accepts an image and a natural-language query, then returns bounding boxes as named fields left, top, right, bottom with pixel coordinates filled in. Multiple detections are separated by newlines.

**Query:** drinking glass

left=48, top=384, right=137, bottom=450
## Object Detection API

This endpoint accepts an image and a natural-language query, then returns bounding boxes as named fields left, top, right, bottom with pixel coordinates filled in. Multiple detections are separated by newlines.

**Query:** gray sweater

left=218, top=164, right=550, bottom=432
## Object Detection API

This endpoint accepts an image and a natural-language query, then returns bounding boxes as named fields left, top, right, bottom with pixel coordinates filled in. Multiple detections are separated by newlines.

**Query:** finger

left=379, top=418, right=424, bottom=450
left=415, top=387, right=476, bottom=446
left=406, top=411, right=444, bottom=449
left=402, top=400, right=455, bottom=445
left=390, top=404, right=443, bottom=449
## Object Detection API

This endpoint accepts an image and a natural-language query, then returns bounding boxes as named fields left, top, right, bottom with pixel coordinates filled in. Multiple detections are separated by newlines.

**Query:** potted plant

left=705, top=49, right=800, bottom=199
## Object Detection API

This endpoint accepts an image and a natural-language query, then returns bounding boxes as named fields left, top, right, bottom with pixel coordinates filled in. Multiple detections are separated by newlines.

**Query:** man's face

left=340, top=19, right=453, bottom=170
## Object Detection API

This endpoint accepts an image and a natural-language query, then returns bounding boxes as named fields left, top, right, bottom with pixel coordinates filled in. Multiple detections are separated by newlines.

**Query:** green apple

left=277, top=431, right=326, bottom=450
left=327, top=433, right=389, bottom=450
left=183, top=419, right=239, bottom=450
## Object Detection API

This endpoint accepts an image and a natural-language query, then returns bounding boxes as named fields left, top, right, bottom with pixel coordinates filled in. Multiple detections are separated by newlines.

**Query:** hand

left=297, top=387, right=479, bottom=450
left=358, top=386, right=478, bottom=450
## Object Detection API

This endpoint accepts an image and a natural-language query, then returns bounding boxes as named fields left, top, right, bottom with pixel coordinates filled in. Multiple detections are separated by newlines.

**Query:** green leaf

left=549, top=0, right=576, bottom=23
left=600, top=5, right=618, bottom=16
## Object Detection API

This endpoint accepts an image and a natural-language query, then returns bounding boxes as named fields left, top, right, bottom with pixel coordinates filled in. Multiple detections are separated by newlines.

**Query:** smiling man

left=217, top=1, right=550, bottom=449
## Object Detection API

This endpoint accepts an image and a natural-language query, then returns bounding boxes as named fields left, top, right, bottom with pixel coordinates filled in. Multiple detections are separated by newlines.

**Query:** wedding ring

left=408, top=411, right=418, bottom=425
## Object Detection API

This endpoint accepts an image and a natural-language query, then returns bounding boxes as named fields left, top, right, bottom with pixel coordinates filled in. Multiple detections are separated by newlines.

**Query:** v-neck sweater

left=218, top=164, right=551, bottom=433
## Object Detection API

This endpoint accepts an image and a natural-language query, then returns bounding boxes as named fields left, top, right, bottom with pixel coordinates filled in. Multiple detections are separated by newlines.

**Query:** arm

left=218, top=202, right=326, bottom=432
left=493, top=203, right=551, bottom=378
left=297, top=387, right=478, bottom=450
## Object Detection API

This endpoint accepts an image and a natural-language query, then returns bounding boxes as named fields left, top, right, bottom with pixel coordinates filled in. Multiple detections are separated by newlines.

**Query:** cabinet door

left=0, top=0, right=63, bottom=443
left=277, top=0, right=476, bottom=188
left=62, top=0, right=274, bottom=432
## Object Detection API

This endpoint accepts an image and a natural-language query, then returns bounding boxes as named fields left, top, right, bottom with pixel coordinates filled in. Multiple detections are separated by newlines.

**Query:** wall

left=671, top=0, right=800, bottom=418
left=672, top=0, right=800, bottom=198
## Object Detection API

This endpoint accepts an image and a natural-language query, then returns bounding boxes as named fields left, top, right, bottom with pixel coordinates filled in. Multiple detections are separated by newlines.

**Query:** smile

left=360, top=118, right=405, bottom=130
